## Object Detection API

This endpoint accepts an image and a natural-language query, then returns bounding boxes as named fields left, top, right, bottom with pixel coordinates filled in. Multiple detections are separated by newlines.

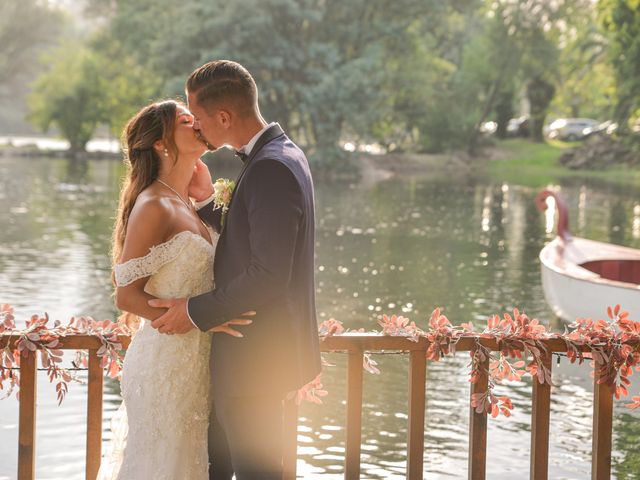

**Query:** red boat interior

left=580, top=260, right=640, bottom=285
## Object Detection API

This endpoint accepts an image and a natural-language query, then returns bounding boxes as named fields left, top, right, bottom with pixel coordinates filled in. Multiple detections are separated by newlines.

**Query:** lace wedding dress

left=98, top=230, right=217, bottom=480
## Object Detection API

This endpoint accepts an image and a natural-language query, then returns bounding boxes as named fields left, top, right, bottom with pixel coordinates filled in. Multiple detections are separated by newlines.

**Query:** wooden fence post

left=468, top=357, right=488, bottom=480
left=591, top=370, right=614, bottom=480
left=530, top=352, right=552, bottom=480
left=407, top=350, right=426, bottom=480
left=346, top=350, right=364, bottom=479
left=86, top=350, right=103, bottom=480
left=18, top=352, right=37, bottom=480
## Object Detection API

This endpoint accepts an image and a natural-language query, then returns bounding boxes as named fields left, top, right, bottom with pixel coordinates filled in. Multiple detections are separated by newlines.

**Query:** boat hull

left=540, top=237, right=640, bottom=322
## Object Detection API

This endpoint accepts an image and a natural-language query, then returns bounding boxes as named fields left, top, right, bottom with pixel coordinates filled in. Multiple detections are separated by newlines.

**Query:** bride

left=98, top=99, right=252, bottom=479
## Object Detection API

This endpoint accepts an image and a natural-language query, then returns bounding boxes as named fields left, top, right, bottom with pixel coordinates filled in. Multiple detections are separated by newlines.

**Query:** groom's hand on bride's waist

left=209, top=317, right=254, bottom=337
left=148, top=298, right=194, bottom=334
left=148, top=297, right=254, bottom=336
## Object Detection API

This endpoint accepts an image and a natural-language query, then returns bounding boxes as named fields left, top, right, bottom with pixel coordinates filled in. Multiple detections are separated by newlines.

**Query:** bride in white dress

left=98, top=100, right=252, bottom=479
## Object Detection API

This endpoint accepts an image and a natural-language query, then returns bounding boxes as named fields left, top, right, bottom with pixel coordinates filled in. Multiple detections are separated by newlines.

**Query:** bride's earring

left=163, top=148, right=169, bottom=158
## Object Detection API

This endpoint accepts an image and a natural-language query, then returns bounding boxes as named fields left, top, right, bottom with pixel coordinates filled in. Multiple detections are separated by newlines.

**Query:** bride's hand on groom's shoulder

left=188, top=159, right=214, bottom=202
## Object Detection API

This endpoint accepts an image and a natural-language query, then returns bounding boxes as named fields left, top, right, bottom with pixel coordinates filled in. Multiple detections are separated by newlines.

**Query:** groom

left=149, top=60, right=321, bottom=479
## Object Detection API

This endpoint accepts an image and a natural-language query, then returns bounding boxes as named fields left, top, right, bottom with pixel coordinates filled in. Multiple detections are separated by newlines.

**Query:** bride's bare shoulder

left=126, top=188, right=176, bottom=240
left=131, top=186, right=177, bottom=217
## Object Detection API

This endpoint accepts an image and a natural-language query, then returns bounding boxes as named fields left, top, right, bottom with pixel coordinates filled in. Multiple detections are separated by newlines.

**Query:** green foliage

left=598, top=0, right=640, bottom=131
left=0, top=0, right=64, bottom=93
left=28, top=43, right=104, bottom=153
left=463, top=0, right=588, bottom=152
left=88, top=0, right=472, bottom=154
left=23, top=0, right=640, bottom=163
left=27, top=28, right=162, bottom=150
left=527, top=76, right=556, bottom=142
left=376, top=9, right=470, bottom=153
left=90, top=35, right=163, bottom=137
left=0, top=0, right=64, bottom=134
left=551, top=5, right=616, bottom=120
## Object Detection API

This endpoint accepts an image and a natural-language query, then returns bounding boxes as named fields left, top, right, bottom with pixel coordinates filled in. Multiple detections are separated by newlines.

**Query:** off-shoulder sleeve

left=114, top=231, right=191, bottom=287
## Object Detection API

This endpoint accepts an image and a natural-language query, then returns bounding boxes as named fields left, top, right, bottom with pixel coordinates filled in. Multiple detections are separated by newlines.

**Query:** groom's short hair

left=186, top=60, right=257, bottom=117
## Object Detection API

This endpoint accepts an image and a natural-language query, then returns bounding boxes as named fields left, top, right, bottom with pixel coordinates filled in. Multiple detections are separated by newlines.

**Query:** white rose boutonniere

left=212, top=178, right=235, bottom=214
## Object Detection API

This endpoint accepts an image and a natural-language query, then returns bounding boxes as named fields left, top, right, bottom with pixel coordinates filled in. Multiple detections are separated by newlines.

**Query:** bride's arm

left=189, top=158, right=223, bottom=233
left=114, top=198, right=173, bottom=321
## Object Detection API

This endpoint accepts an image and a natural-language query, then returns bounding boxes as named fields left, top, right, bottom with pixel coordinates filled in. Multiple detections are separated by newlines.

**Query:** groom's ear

left=218, top=109, right=232, bottom=129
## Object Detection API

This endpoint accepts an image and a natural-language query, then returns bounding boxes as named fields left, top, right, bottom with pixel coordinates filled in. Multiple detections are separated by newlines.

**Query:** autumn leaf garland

left=318, top=305, right=640, bottom=415
left=0, top=304, right=128, bottom=405
left=2, top=303, right=640, bottom=413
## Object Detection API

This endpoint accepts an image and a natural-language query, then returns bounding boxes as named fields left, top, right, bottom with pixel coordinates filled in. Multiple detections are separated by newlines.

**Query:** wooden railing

left=287, top=334, right=613, bottom=480
left=0, top=335, right=131, bottom=480
left=1, top=333, right=613, bottom=480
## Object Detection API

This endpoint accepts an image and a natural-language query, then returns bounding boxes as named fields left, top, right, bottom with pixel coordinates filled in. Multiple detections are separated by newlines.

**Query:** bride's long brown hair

left=112, top=100, right=181, bottom=270
left=111, top=100, right=181, bottom=328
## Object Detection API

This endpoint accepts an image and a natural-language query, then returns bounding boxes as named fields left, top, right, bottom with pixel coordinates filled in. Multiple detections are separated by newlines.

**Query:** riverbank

left=3, top=136, right=640, bottom=189
left=487, top=139, right=640, bottom=187
left=356, top=139, right=640, bottom=188
left=0, top=141, right=121, bottom=160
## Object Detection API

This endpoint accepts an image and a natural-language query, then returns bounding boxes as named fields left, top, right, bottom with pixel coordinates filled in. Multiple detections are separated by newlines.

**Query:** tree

left=494, top=89, right=515, bottom=139
left=28, top=44, right=105, bottom=155
left=87, top=0, right=461, bottom=157
left=29, top=0, right=624, bottom=161
left=462, top=5, right=523, bottom=154
left=598, top=0, right=640, bottom=133
left=0, top=0, right=64, bottom=134
left=465, top=0, right=592, bottom=153
left=374, top=2, right=480, bottom=153
left=90, top=34, right=163, bottom=136
left=551, top=10, right=616, bottom=121
left=0, top=0, right=64, bottom=93
left=527, top=76, right=555, bottom=142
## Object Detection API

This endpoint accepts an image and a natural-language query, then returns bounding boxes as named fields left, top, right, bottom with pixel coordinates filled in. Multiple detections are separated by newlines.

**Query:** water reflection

left=0, top=154, right=639, bottom=478
left=610, top=200, right=628, bottom=245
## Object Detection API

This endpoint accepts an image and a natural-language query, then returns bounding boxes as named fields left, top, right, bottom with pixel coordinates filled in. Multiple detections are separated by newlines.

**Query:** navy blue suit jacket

left=188, top=124, right=321, bottom=396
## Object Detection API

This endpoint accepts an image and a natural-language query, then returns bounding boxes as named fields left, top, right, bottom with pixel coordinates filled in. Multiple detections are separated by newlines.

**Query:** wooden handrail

left=1, top=333, right=613, bottom=480
left=0, top=334, right=132, bottom=350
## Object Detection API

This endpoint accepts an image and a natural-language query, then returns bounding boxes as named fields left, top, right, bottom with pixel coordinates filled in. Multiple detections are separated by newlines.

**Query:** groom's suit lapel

left=220, top=123, right=285, bottom=235
left=235, top=123, right=284, bottom=187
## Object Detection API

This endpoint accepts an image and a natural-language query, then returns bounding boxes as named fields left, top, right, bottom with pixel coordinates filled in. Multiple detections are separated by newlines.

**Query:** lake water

left=1, top=151, right=639, bottom=479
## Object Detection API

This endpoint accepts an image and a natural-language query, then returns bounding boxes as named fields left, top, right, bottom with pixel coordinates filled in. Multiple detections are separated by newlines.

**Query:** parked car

left=582, top=120, right=618, bottom=139
left=479, top=121, right=497, bottom=135
left=506, top=116, right=530, bottom=137
left=547, top=118, right=599, bottom=141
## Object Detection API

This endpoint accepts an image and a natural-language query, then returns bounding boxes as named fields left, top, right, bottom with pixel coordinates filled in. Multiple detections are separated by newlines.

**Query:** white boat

left=537, top=189, right=640, bottom=322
